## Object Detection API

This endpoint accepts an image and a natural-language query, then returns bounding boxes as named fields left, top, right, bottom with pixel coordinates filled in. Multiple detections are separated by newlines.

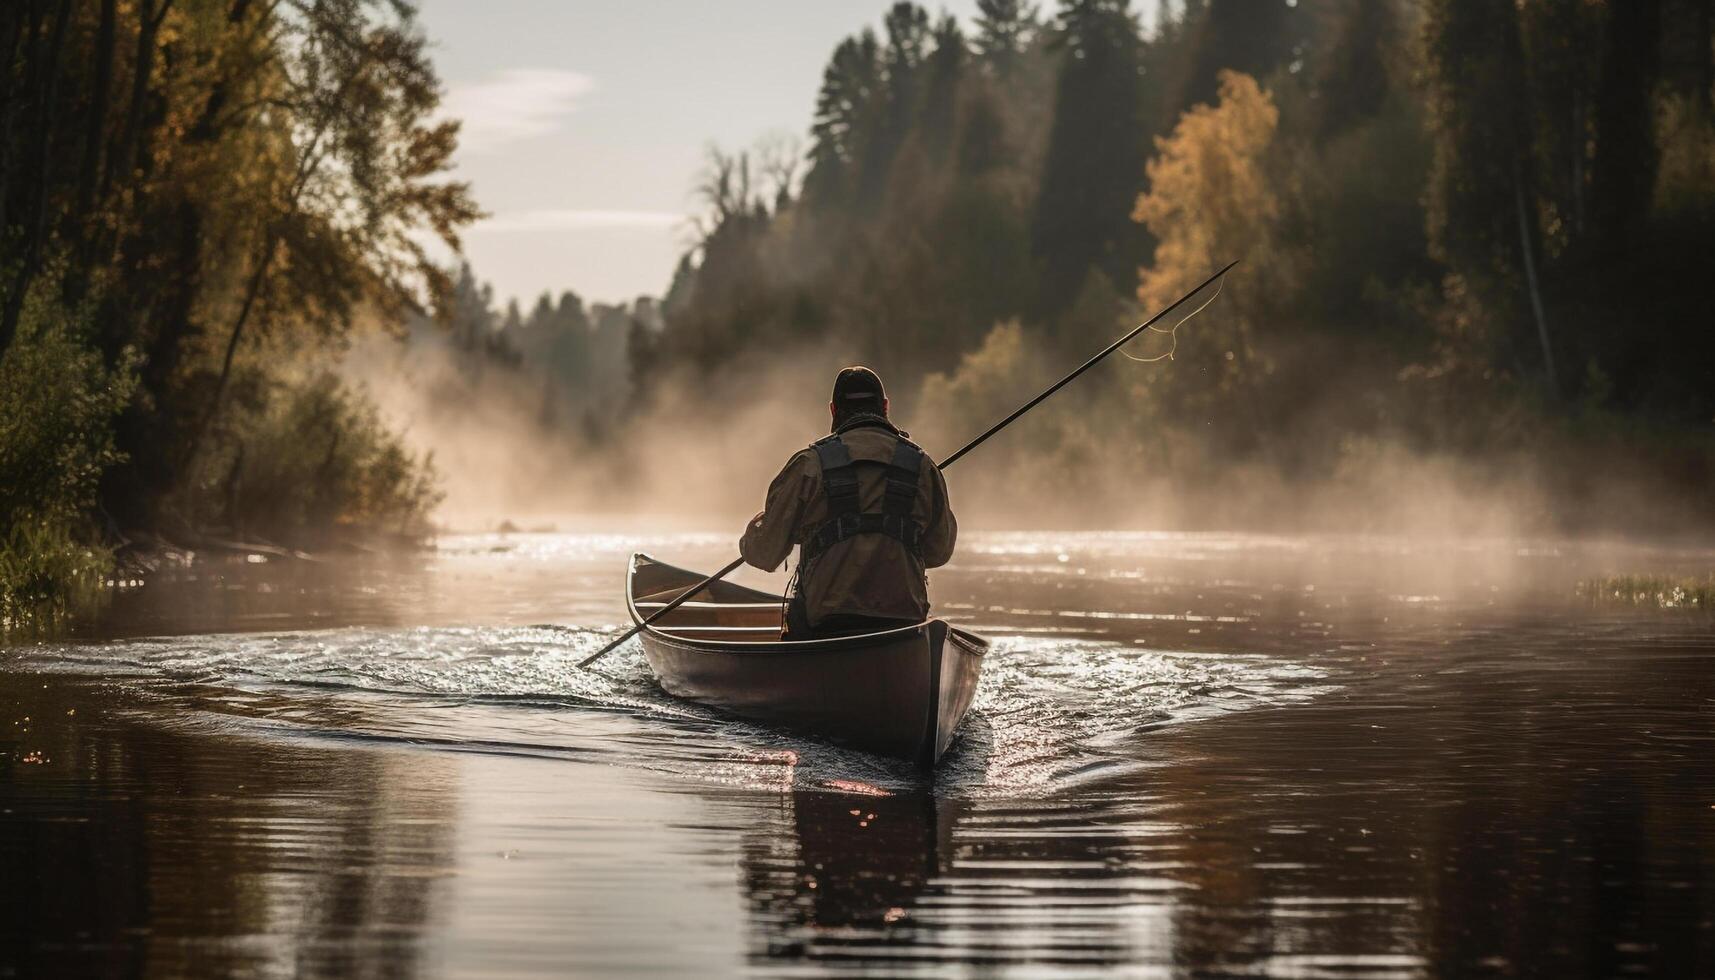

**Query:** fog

left=340, top=310, right=1713, bottom=546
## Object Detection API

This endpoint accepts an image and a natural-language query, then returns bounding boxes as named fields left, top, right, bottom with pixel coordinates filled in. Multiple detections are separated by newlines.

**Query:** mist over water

left=341, top=311, right=1715, bottom=542
left=34, top=531, right=1350, bottom=796
left=8, top=529, right=1715, bottom=975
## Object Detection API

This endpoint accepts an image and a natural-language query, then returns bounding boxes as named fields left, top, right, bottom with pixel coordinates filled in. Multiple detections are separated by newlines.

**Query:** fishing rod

left=578, top=259, right=1238, bottom=668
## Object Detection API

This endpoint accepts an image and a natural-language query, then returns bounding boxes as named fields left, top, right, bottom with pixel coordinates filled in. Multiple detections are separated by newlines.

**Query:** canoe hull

left=627, top=554, right=986, bottom=768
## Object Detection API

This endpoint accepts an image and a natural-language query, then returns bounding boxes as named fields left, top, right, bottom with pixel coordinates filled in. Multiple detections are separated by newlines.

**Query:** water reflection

left=744, top=788, right=960, bottom=964
left=0, top=673, right=457, bottom=978
left=4, top=531, right=1714, bottom=976
left=731, top=617, right=1715, bottom=975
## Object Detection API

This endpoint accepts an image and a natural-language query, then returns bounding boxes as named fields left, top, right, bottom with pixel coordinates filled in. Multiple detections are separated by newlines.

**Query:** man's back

left=740, top=418, right=956, bottom=637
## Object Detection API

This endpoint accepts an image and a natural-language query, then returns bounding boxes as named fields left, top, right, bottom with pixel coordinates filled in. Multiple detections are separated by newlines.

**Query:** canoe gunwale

left=628, top=551, right=989, bottom=767
left=626, top=552, right=988, bottom=658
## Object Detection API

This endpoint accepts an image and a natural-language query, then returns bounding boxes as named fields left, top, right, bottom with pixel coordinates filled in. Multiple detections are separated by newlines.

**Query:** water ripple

left=23, top=622, right=1332, bottom=798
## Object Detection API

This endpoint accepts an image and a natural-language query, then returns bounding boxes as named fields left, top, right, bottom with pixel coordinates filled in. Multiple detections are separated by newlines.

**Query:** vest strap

left=801, top=433, right=925, bottom=566
left=813, top=436, right=860, bottom=518
left=804, top=512, right=920, bottom=562
left=882, top=439, right=923, bottom=517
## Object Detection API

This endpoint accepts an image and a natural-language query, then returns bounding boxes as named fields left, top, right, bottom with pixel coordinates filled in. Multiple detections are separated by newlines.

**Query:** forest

left=633, top=0, right=1715, bottom=530
left=3, top=0, right=1714, bottom=630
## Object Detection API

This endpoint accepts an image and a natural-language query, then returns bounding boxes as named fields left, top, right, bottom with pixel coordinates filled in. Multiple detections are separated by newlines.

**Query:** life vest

left=799, top=424, right=926, bottom=567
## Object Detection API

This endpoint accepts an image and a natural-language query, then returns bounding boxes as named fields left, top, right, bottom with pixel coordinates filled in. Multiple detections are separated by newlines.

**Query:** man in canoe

left=740, top=366, right=957, bottom=639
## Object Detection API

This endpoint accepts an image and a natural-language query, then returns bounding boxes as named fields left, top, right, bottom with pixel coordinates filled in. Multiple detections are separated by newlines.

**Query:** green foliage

left=637, top=0, right=1714, bottom=531
left=1030, top=0, right=1148, bottom=316
left=0, top=288, right=136, bottom=636
left=917, top=321, right=1047, bottom=443
left=1177, top=0, right=1301, bottom=112
left=413, top=263, right=650, bottom=439
left=177, top=371, right=443, bottom=546
left=1423, top=0, right=1533, bottom=277
left=0, top=519, right=113, bottom=641
left=974, top=0, right=1040, bottom=77
left=1577, top=574, right=1715, bottom=612
left=0, top=0, right=479, bottom=616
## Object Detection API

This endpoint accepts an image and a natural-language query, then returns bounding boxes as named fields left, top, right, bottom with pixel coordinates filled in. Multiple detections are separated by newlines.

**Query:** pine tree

left=1178, top=0, right=1296, bottom=110
left=974, top=0, right=1040, bottom=78
left=1588, top=0, right=1663, bottom=252
left=863, top=3, right=933, bottom=206
left=1424, top=0, right=1555, bottom=390
left=1030, top=0, right=1147, bottom=318
left=1309, top=0, right=1401, bottom=142
left=922, top=15, right=967, bottom=162
left=804, top=31, right=883, bottom=210
left=1424, top=0, right=1535, bottom=274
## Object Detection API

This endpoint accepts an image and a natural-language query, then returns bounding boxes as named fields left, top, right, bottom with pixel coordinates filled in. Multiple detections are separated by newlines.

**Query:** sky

left=415, top=0, right=991, bottom=310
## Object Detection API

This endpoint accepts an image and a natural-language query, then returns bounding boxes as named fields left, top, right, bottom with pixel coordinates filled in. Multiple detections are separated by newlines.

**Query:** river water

left=2, top=530, right=1712, bottom=977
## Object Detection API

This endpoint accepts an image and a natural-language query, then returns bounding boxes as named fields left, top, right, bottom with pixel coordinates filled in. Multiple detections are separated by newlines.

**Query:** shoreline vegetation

left=1577, top=574, right=1715, bottom=612
left=1, top=0, right=463, bottom=637
left=5, top=0, right=1715, bottom=637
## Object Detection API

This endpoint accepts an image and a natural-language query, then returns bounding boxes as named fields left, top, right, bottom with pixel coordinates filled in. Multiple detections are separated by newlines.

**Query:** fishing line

left=1119, top=276, right=1226, bottom=363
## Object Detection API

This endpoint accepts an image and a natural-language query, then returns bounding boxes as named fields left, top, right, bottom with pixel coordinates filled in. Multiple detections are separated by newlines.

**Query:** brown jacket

left=740, top=420, right=956, bottom=628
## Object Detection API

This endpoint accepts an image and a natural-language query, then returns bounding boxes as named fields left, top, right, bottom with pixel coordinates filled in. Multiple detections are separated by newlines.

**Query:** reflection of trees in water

left=1146, top=647, right=1715, bottom=976
left=741, top=631, right=1715, bottom=975
left=0, top=674, right=456, bottom=977
left=82, top=553, right=424, bottom=639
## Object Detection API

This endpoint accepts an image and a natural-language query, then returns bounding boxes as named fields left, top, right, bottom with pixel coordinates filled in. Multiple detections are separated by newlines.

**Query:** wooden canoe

left=625, top=553, right=988, bottom=769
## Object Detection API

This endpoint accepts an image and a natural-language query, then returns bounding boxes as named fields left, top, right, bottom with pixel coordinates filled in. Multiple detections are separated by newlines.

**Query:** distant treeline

left=436, top=264, right=658, bottom=437
left=623, top=0, right=1715, bottom=524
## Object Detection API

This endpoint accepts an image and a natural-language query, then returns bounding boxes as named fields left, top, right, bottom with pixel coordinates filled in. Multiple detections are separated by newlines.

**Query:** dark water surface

left=3, top=531, right=1713, bottom=977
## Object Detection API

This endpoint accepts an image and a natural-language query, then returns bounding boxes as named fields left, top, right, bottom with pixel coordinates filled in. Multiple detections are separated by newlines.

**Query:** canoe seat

left=635, top=601, right=781, bottom=611
left=634, top=597, right=782, bottom=632
left=630, top=564, right=784, bottom=633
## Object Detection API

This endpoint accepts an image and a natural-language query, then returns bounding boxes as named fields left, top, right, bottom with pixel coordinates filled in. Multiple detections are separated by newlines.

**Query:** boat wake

left=24, top=624, right=1332, bottom=797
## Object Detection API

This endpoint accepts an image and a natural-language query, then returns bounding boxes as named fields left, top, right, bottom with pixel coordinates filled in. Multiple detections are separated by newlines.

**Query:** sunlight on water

left=24, top=527, right=1713, bottom=802
left=8, top=530, right=1715, bottom=976
left=30, top=619, right=1332, bottom=798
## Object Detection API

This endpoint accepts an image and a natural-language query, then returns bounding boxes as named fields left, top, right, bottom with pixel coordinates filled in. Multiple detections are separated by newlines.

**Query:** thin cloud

left=442, top=68, right=594, bottom=153
left=470, top=209, right=685, bottom=232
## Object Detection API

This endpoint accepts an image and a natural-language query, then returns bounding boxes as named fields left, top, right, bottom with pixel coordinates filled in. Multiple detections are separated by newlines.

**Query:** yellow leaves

left=915, top=319, right=1049, bottom=455
left=1133, top=70, right=1280, bottom=311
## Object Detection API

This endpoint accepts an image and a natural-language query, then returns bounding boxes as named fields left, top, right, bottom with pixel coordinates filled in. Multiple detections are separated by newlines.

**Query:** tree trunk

left=1515, top=174, right=1557, bottom=398
left=0, top=0, right=73, bottom=355
left=210, top=229, right=278, bottom=414
left=76, top=0, right=117, bottom=223
left=103, top=0, right=167, bottom=202
left=0, top=1, right=31, bottom=234
left=1698, top=0, right=1713, bottom=117
left=1589, top=0, right=1662, bottom=253
left=1570, top=95, right=1585, bottom=239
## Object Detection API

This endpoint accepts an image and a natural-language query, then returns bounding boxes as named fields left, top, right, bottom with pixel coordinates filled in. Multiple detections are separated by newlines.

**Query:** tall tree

left=1177, top=0, right=1297, bottom=110
left=1518, top=0, right=1603, bottom=249
left=863, top=3, right=933, bottom=205
left=1424, top=0, right=1556, bottom=390
left=1309, top=0, right=1402, bottom=142
left=0, top=0, right=73, bottom=352
left=974, top=0, right=1039, bottom=78
left=804, top=31, right=882, bottom=210
left=1030, top=0, right=1146, bottom=318
left=921, top=14, right=967, bottom=162
left=1588, top=0, right=1663, bottom=252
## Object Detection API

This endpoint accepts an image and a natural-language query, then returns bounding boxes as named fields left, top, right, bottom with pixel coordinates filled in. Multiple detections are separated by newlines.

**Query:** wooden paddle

left=578, top=259, right=1238, bottom=668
